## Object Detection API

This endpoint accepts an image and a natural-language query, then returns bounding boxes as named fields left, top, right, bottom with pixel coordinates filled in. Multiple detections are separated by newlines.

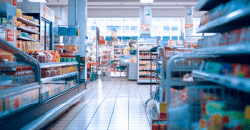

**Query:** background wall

left=47, top=5, right=68, bottom=25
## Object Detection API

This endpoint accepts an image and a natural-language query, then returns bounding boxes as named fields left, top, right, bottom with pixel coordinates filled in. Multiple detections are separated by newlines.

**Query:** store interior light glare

left=140, top=0, right=154, bottom=3
left=28, top=0, right=47, bottom=3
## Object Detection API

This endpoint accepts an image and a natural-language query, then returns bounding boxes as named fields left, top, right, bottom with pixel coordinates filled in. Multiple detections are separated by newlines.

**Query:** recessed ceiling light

left=140, top=0, right=153, bottom=3
left=28, top=0, right=47, bottom=2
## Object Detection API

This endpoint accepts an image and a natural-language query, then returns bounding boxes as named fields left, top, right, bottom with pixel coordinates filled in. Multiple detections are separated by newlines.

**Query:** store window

left=106, top=26, right=121, bottom=32
left=130, top=18, right=139, bottom=21
left=130, top=26, right=138, bottom=32
left=123, top=26, right=129, bottom=32
left=163, top=26, right=170, bottom=32
left=154, top=18, right=161, bottom=21
left=154, top=26, right=162, bottom=32
left=171, top=26, right=178, bottom=31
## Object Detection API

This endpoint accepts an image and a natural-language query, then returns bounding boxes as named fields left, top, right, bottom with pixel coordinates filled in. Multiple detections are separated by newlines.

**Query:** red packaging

left=159, top=123, right=167, bottom=130
left=231, top=64, right=241, bottom=77
left=239, top=64, right=249, bottom=78
left=159, top=112, right=167, bottom=120
left=228, top=29, right=240, bottom=45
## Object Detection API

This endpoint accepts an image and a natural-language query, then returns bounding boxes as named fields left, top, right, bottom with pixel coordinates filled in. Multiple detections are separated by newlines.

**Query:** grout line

left=128, top=81, right=130, bottom=130
left=136, top=85, right=152, bottom=128
left=85, top=80, right=118, bottom=130
left=62, top=79, right=110, bottom=130
left=107, top=80, right=122, bottom=130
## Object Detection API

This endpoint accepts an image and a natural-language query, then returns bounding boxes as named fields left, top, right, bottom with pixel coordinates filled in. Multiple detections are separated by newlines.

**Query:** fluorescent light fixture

left=28, top=0, right=47, bottom=2
left=140, top=0, right=153, bottom=3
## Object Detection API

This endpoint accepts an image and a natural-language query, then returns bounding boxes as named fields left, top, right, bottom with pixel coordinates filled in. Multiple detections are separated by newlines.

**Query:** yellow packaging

left=17, top=9, right=22, bottom=17
left=160, top=102, right=167, bottom=112
left=245, top=106, right=250, bottom=119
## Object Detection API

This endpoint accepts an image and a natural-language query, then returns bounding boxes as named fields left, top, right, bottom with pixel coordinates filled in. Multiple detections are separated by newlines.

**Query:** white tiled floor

left=45, top=78, right=156, bottom=130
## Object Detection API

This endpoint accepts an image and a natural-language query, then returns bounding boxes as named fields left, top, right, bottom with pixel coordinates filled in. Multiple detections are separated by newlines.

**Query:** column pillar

left=140, top=6, right=152, bottom=37
left=185, top=6, right=194, bottom=38
left=68, top=0, right=87, bottom=80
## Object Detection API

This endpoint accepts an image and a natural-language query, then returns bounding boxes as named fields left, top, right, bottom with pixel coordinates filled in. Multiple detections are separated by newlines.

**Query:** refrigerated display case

left=0, top=37, right=40, bottom=122
left=0, top=37, right=88, bottom=130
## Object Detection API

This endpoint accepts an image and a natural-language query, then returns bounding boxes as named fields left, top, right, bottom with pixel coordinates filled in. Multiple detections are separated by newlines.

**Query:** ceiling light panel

left=28, top=0, right=47, bottom=2
left=140, top=0, right=153, bottom=3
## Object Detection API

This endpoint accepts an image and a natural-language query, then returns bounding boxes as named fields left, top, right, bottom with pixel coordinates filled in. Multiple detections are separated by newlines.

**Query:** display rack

left=195, top=0, right=230, bottom=11
left=197, top=6, right=250, bottom=33
left=158, top=1, right=250, bottom=129
left=0, top=37, right=40, bottom=121
left=101, top=46, right=111, bottom=81
left=137, top=38, right=157, bottom=83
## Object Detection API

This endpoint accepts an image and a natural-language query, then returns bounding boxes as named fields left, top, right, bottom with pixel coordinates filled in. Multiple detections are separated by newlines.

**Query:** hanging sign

left=185, top=24, right=193, bottom=28
left=145, top=9, right=152, bottom=16
left=42, top=4, right=55, bottom=22
left=187, top=8, right=192, bottom=15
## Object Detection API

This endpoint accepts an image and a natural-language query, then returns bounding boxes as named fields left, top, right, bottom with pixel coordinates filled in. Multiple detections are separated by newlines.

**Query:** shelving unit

left=157, top=1, right=250, bottom=130
left=40, top=61, right=78, bottom=68
left=192, top=70, right=250, bottom=92
left=195, top=0, right=230, bottom=11
left=17, top=17, right=40, bottom=27
left=41, top=71, right=79, bottom=83
left=17, top=27, right=40, bottom=34
left=17, top=36, right=39, bottom=42
left=197, top=6, right=250, bottom=33
left=137, top=38, right=158, bottom=84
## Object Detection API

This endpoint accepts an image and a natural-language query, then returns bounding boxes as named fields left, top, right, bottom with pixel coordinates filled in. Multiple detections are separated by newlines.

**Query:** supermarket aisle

left=45, top=78, right=156, bottom=130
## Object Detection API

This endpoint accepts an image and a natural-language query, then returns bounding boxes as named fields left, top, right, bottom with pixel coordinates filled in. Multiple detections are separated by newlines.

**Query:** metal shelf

left=17, top=36, right=39, bottom=42
left=156, top=61, right=162, bottom=65
left=195, top=0, right=229, bottom=11
left=17, top=27, right=40, bottom=34
left=139, top=69, right=156, bottom=71
left=137, top=80, right=157, bottom=83
left=41, top=71, right=79, bottom=83
left=197, top=7, right=250, bottom=33
left=169, top=79, right=212, bottom=86
left=139, top=59, right=157, bottom=60
left=17, top=17, right=40, bottom=27
left=170, top=66, right=200, bottom=72
left=40, top=61, right=78, bottom=68
left=192, top=70, right=250, bottom=92
left=195, top=42, right=250, bottom=55
left=0, top=83, right=40, bottom=99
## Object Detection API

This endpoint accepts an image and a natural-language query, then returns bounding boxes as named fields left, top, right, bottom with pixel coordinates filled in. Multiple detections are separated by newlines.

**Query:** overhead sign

left=185, top=24, right=193, bottom=28
left=187, top=8, right=192, bottom=15
left=145, top=9, right=151, bottom=16
left=42, top=4, right=55, bottom=22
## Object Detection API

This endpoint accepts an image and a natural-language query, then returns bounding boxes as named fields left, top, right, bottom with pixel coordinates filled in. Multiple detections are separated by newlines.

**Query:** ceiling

left=45, top=0, right=199, bottom=8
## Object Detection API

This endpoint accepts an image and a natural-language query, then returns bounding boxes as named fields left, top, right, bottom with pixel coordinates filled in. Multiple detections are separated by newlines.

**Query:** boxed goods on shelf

left=200, top=0, right=250, bottom=26
left=151, top=120, right=167, bottom=130
left=41, top=66, right=77, bottom=78
left=201, top=61, right=250, bottom=78
left=0, top=65, right=35, bottom=90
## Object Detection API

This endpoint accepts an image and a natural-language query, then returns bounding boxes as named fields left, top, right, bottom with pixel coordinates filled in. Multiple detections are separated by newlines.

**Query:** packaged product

left=239, top=64, right=249, bottom=78
left=0, top=99, right=2, bottom=113
left=200, top=92, right=221, bottom=118
left=220, top=63, right=232, bottom=75
left=228, top=28, right=241, bottom=45
left=4, top=98, right=9, bottom=112
left=9, top=94, right=22, bottom=111
left=204, top=61, right=222, bottom=74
